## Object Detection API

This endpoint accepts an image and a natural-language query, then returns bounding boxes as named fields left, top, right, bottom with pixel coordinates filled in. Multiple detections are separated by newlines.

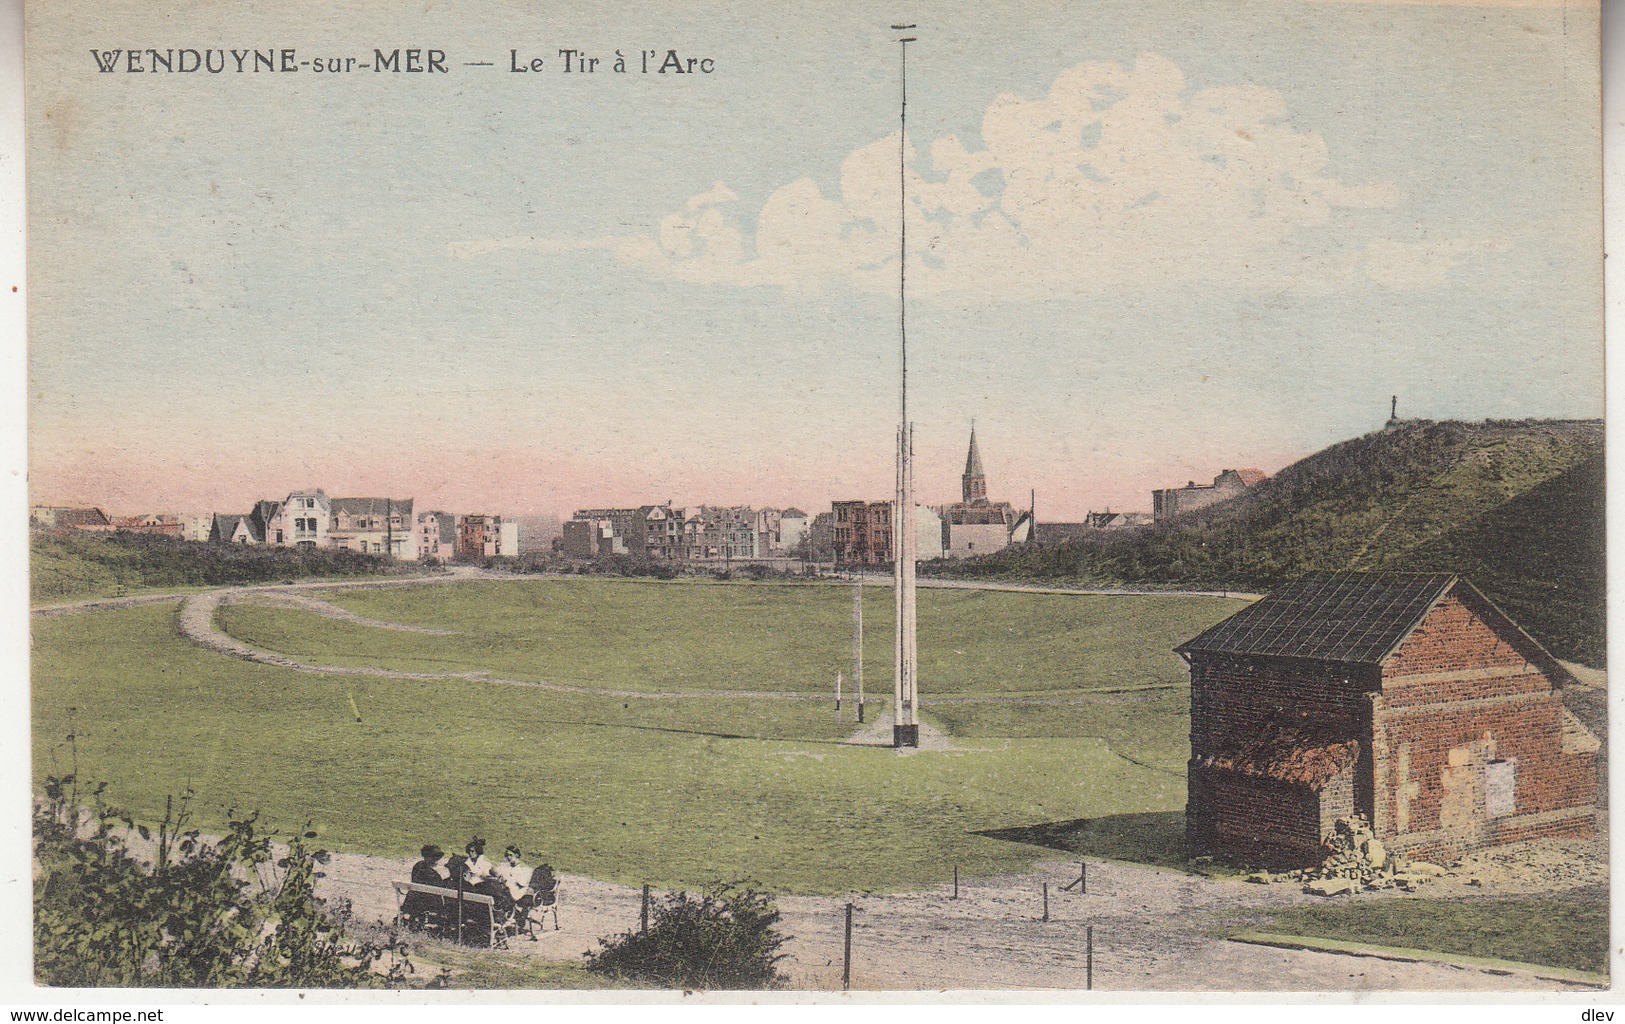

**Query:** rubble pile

left=1243, top=817, right=1450, bottom=896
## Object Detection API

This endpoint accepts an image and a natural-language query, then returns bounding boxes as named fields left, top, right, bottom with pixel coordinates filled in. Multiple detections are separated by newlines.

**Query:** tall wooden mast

left=891, top=24, right=919, bottom=748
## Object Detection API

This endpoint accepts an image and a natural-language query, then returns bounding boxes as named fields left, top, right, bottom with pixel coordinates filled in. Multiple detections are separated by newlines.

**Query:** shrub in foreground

left=585, top=881, right=789, bottom=989
left=33, top=775, right=412, bottom=988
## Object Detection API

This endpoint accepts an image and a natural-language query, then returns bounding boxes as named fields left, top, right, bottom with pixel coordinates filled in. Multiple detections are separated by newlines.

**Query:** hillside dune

left=932, top=420, right=1605, bottom=666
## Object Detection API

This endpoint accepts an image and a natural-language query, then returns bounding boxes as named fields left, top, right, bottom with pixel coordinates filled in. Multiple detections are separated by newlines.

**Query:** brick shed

left=1178, top=571, right=1599, bottom=867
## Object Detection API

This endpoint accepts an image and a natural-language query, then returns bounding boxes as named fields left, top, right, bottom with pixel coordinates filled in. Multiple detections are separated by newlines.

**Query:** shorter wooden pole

left=1086, top=924, right=1093, bottom=990
left=641, top=884, right=650, bottom=934
left=842, top=903, right=854, bottom=990
left=1081, top=861, right=1087, bottom=895
left=952, top=864, right=959, bottom=899
left=1042, top=881, right=1049, bottom=922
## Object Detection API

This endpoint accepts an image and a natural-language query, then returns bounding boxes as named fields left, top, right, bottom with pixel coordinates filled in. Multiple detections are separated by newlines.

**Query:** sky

left=24, top=0, right=1602, bottom=520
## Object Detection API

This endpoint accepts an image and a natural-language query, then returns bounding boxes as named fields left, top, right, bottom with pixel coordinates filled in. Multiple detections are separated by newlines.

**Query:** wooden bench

left=392, top=880, right=499, bottom=947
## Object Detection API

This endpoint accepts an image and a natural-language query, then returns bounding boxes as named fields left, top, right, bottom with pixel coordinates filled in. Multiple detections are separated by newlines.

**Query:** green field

left=32, top=579, right=1232, bottom=894
left=1252, top=886, right=1609, bottom=975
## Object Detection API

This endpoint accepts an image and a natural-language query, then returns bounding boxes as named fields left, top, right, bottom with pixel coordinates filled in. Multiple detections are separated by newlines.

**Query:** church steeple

left=962, top=423, right=988, bottom=504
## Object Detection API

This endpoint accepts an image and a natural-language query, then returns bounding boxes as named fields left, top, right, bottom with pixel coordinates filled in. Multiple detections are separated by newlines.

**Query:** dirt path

left=231, top=591, right=461, bottom=634
left=173, top=587, right=832, bottom=699
left=93, top=576, right=1189, bottom=714
left=318, top=845, right=1602, bottom=992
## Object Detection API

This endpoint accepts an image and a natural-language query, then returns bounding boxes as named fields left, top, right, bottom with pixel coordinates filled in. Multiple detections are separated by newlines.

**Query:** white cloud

left=473, top=53, right=1508, bottom=302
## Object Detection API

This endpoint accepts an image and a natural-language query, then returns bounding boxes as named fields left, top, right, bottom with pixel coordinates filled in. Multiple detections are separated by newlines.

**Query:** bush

left=31, top=531, right=405, bottom=602
left=33, top=775, right=413, bottom=988
left=585, top=881, right=789, bottom=989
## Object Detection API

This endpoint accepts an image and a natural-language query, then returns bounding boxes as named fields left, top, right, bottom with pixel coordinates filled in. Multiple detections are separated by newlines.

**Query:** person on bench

left=412, top=844, right=451, bottom=887
left=456, top=837, right=514, bottom=932
left=400, top=845, right=450, bottom=933
left=494, top=845, right=536, bottom=938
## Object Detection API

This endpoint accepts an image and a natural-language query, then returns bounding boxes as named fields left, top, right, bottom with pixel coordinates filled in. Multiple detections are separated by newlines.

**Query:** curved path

left=176, top=588, right=830, bottom=700
left=40, top=570, right=1207, bottom=715
left=229, top=591, right=461, bottom=634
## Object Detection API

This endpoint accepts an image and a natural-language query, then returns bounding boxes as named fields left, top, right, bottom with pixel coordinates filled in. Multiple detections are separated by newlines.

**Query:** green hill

left=928, top=419, right=1605, bottom=665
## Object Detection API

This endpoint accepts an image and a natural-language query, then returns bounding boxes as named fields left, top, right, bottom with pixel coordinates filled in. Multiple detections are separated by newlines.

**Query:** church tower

left=962, top=424, right=988, bottom=505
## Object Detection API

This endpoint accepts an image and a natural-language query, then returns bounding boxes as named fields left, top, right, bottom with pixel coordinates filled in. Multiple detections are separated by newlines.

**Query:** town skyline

left=31, top=415, right=1307, bottom=522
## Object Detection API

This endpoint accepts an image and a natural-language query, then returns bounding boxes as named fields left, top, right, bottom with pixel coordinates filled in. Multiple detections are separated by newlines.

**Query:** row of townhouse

left=562, top=503, right=811, bottom=562
left=32, top=506, right=216, bottom=541
left=208, top=490, right=518, bottom=562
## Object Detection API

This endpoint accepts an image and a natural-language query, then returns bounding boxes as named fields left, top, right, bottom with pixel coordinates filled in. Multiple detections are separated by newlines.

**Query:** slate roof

left=1034, top=522, right=1094, bottom=545
left=1176, top=571, right=1459, bottom=665
left=53, top=507, right=112, bottom=528
left=331, top=497, right=414, bottom=519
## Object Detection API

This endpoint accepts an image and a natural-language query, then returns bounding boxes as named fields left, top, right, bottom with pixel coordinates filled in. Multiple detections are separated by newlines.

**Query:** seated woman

left=452, top=837, right=512, bottom=942
left=399, top=844, right=450, bottom=933
left=493, top=846, right=534, bottom=936
left=412, top=844, right=451, bottom=887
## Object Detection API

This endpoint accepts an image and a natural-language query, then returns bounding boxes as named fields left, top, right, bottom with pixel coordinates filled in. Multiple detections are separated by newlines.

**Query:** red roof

left=1236, top=468, right=1268, bottom=487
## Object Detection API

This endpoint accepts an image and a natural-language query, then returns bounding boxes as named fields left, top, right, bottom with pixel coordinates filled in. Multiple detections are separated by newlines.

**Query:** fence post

left=1081, top=861, right=1087, bottom=895
left=952, top=864, right=959, bottom=900
left=842, top=903, right=854, bottom=991
left=641, top=884, right=651, bottom=934
left=1042, top=881, right=1049, bottom=922
left=1086, top=924, right=1093, bottom=990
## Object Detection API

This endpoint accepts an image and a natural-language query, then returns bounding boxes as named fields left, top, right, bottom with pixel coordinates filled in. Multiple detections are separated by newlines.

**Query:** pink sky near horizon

left=29, top=438, right=1308, bottom=524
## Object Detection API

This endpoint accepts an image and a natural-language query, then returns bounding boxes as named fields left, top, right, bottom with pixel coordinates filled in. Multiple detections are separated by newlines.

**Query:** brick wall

left=1189, top=655, right=1376, bottom=753
left=1367, top=590, right=1597, bottom=857
left=1187, top=655, right=1373, bottom=865
left=1372, top=696, right=1593, bottom=839
left=1187, top=765, right=1326, bottom=865
left=1382, top=595, right=1534, bottom=678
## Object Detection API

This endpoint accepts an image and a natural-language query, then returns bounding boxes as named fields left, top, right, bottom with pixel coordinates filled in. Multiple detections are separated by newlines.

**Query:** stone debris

left=1249, top=823, right=1606, bottom=898
left=1303, top=877, right=1353, bottom=897
left=1280, top=816, right=1446, bottom=896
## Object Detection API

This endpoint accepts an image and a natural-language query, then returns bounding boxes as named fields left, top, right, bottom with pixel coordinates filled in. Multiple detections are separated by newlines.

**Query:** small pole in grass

left=1086, top=924, right=1094, bottom=990
left=952, top=864, right=959, bottom=900
left=1042, top=881, right=1049, bottom=922
left=836, top=670, right=843, bottom=716
left=641, top=884, right=650, bottom=934
left=842, top=903, right=854, bottom=991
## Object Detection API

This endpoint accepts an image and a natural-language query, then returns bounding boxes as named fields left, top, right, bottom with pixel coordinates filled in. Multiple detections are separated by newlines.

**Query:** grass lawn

left=33, top=582, right=1237, bottom=894
left=216, top=579, right=1241, bottom=697
left=1253, top=887, right=1609, bottom=974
